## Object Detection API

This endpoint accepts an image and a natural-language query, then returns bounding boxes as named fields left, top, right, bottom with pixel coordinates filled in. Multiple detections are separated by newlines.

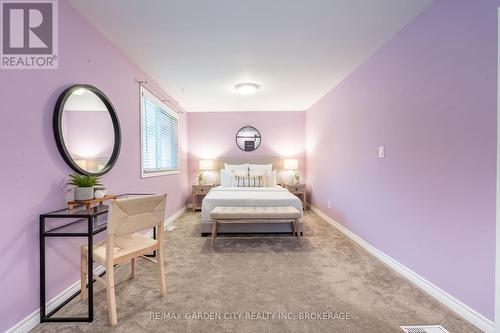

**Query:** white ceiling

left=68, top=0, right=433, bottom=112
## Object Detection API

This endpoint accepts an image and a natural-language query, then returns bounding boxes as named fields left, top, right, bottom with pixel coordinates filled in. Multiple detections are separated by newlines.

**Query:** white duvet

left=201, top=186, right=303, bottom=222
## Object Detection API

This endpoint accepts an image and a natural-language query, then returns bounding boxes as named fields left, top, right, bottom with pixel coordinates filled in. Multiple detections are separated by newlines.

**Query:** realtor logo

left=1, top=0, right=58, bottom=69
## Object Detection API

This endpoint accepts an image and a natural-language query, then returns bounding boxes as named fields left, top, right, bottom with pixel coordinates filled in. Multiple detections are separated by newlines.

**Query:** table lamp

left=198, top=159, right=215, bottom=185
left=283, top=159, right=299, bottom=184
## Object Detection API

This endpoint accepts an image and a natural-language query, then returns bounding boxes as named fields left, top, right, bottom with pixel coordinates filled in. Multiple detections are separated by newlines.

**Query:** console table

left=39, top=194, right=154, bottom=323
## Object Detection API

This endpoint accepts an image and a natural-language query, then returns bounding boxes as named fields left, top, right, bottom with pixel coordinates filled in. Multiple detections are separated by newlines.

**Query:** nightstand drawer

left=193, top=185, right=214, bottom=195
left=286, top=185, right=305, bottom=193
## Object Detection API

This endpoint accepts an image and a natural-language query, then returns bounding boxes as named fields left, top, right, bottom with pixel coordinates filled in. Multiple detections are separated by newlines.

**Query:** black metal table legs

left=39, top=216, right=95, bottom=322
left=87, top=216, right=94, bottom=322
left=39, top=213, right=157, bottom=323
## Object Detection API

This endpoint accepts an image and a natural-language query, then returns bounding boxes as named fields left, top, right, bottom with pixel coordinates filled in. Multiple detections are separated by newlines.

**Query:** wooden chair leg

left=157, top=248, right=166, bottom=296
left=295, top=220, right=302, bottom=247
left=130, top=258, right=136, bottom=279
left=210, top=221, right=218, bottom=248
left=157, top=225, right=166, bottom=296
left=80, top=249, right=88, bottom=300
left=106, top=262, right=117, bottom=326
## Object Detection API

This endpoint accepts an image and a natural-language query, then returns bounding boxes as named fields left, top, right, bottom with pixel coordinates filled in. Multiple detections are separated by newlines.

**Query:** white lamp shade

left=283, top=159, right=298, bottom=170
left=199, top=159, right=215, bottom=171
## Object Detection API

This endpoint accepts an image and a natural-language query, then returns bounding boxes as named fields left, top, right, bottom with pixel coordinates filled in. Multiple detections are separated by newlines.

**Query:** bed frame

left=200, top=156, right=304, bottom=236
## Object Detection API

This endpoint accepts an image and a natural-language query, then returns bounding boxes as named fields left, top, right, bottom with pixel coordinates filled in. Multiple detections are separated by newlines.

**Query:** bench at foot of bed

left=209, top=206, right=302, bottom=248
left=200, top=232, right=304, bottom=237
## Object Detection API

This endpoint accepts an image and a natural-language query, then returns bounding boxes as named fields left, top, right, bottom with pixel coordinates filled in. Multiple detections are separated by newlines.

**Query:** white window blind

left=141, top=87, right=179, bottom=176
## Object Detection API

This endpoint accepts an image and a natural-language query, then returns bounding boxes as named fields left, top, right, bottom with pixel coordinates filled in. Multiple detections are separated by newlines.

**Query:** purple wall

left=187, top=111, right=306, bottom=185
left=0, top=1, right=188, bottom=331
left=306, top=0, right=498, bottom=320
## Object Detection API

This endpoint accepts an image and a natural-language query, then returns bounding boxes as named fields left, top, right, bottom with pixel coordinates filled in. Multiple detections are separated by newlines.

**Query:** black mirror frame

left=53, top=84, right=122, bottom=176
left=235, top=126, right=261, bottom=152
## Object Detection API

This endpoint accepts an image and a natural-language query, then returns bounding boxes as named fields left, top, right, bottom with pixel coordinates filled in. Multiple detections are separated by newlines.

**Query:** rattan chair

left=80, top=194, right=167, bottom=326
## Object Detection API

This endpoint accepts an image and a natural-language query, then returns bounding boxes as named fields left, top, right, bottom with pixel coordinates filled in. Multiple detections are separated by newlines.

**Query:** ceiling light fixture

left=235, top=82, right=260, bottom=95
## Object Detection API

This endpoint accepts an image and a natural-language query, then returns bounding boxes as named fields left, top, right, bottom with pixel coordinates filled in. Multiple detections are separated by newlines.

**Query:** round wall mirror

left=236, top=126, right=261, bottom=152
left=53, top=84, right=121, bottom=176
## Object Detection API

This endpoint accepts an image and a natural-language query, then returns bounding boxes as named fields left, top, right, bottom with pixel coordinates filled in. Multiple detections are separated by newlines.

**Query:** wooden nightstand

left=192, top=184, right=215, bottom=211
left=284, top=184, right=307, bottom=211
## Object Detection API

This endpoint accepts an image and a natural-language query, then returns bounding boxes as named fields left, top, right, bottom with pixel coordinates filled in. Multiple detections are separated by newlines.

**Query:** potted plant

left=293, top=171, right=300, bottom=184
left=69, top=174, right=101, bottom=201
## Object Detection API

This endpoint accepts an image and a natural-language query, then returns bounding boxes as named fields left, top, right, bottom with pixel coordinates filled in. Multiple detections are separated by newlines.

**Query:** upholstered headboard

left=214, top=157, right=284, bottom=171
left=199, top=156, right=298, bottom=185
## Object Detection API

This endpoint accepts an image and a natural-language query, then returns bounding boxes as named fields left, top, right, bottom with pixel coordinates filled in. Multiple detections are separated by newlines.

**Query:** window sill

left=141, top=170, right=180, bottom=178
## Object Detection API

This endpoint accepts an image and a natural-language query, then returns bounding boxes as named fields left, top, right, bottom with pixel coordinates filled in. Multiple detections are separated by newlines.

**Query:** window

left=141, top=87, right=179, bottom=177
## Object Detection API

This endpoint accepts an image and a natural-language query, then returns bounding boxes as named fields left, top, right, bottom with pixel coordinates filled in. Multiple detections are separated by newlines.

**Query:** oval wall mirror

left=236, top=126, right=261, bottom=152
left=53, top=84, right=121, bottom=176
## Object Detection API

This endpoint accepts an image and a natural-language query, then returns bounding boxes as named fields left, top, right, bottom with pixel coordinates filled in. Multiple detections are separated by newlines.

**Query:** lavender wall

left=306, top=0, right=498, bottom=320
left=0, top=1, right=188, bottom=331
left=187, top=111, right=306, bottom=185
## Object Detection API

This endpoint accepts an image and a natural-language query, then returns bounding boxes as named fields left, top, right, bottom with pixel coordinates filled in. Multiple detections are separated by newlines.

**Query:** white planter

left=74, top=187, right=94, bottom=201
left=94, top=189, right=107, bottom=199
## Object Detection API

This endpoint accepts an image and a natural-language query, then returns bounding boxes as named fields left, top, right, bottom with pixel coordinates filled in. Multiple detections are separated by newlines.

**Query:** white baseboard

left=165, top=206, right=186, bottom=229
left=6, top=206, right=187, bottom=333
left=5, top=265, right=106, bottom=333
left=145, top=206, right=186, bottom=237
left=310, top=206, right=495, bottom=333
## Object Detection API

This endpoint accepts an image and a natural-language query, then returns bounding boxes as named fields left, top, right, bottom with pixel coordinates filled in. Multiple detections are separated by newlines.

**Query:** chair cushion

left=210, top=206, right=301, bottom=220
left=82, top=233, right=157, bottom=264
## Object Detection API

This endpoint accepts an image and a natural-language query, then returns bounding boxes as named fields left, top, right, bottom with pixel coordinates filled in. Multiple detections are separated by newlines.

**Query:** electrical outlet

left=327, top=200, right=331, bottom=209
left=378, top=146, right=385, bottom=159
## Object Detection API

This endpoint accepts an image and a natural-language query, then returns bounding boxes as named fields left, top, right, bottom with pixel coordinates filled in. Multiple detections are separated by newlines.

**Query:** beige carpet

left=31, top=211, right=481, bottom=333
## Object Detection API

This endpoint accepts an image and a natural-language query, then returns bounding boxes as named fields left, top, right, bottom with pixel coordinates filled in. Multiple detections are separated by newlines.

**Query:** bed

left=200, top=186, right=304, bottom=235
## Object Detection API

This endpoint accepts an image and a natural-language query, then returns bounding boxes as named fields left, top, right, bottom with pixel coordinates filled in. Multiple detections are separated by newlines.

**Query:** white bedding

left=201, top=185, right=303, bottom=222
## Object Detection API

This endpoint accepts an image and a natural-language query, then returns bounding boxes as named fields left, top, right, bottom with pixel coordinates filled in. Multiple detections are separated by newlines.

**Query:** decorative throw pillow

left=248, top=175, right=265, bottom=187
left=232, top=170, right=249, bottom=187
left=248, top=170, right=267, bottom=187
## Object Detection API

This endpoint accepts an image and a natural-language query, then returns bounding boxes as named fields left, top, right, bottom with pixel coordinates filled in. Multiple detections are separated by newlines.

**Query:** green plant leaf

left=68, top=173, right=102, bottom=187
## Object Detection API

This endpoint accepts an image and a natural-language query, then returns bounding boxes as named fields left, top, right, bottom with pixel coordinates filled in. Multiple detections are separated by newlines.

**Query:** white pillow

left=225, top=163, right=249, bottom=172
left=220, top=169, right=232, bottom=187
left=249, top=170, right=267, bottom=177
left=266, top=170, right=277, bottom=187
left=249, top=164, right=273, bottom=172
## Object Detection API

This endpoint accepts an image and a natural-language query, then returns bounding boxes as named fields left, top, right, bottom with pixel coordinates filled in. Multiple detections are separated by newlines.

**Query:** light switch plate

left=378, top=146, right=385, bottom=159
